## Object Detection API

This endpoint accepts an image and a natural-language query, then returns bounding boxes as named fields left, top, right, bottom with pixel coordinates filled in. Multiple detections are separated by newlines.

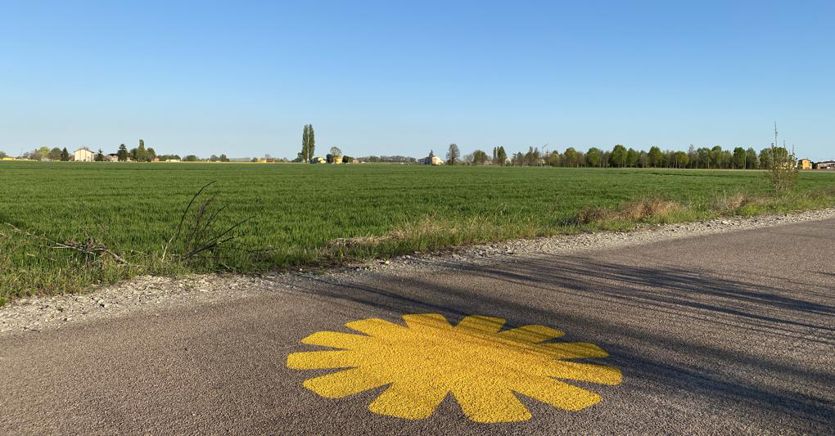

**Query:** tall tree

left=471, top=149, right=489, bottom=165
left=308, top=125, right=315, bottom=160
left=732, top=147, right=747, bottom=169
left=545, top=151, right=560, bottom=166
left=696, top=147, right=710, bottom=168
left=672, top=151, right=689, bottom=168
left=687, top=145, right=698, bottom=168
left=586, top=147, right=603, bottom=167
left=745, top=147, right=758, bottom=169
left=48, top=147, right=62, bottom=161
left=136, top=139, right=148, bottom=162
left=647, top=146, right=663, bottom=167
left=33, top=146, right=50, bottom=160
left=609, top=145, right=627, bottom=167
left=709, top=145, right=723, bottom=168
left=117, top=144, right=128, bottom=161
left=523, top=147, right=541, bottom=166
left=300, top=124, right=316, bottom=162
left=95, top=149, right=105, bottom=161
left=626, top=148, right=640, bottom=167
left=446, top=143, right=460, bottom=165
left=495, top=146, right=507, bottom=165
left=301, top=125, right=310, bottom=162
left=60, top=147, right=70, bottom=161
left=562, top=147, right=580, bottom=167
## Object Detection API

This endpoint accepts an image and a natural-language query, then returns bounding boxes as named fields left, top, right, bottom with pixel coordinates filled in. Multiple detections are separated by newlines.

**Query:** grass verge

left=322, top=188, right=835, bottom=263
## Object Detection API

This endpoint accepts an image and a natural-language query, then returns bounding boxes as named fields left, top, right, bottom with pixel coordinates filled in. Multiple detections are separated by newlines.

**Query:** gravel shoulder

left=2, top=207, right=834, bottom=335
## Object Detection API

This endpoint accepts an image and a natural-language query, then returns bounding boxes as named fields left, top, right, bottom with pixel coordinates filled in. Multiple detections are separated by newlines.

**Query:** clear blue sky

left=1, top=0, right=833, bottom=160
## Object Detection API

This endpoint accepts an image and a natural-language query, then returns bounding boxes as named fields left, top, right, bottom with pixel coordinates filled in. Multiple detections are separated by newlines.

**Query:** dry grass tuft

left=619, top=198, right=682, bottom=221
left=712, top=192, right=750, bottom=211
left=328, top=235, right=392, bottom=249
left=323, top=215, right=519, bottom=261
left=387, top=216, right=461, bottom=241
left=575, top=198, right=683, bottom=225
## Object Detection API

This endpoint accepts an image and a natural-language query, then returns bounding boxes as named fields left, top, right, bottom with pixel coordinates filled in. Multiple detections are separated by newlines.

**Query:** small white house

left=74, top=148, right=95, bottom=162
left=419, top=151, right=444, bottom=166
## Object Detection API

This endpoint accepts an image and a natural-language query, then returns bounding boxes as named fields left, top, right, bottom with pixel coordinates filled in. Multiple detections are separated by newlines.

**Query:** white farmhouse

left=419, top=150, right=444, bottom=165
left=74, top=148, right=95, bottom=162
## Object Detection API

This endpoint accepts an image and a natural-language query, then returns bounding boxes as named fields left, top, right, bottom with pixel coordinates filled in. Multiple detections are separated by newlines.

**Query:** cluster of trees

left=19, top=146, right=72, bottom=161
left=450, top=144, right=793, bottom=169
left=114, top=140, right=158, bottom=162
left=326, top=147, right=355, bottom=163
left=446, top=144, right=510, bottom=165
left=293, top=125, right=356, bottom=164
left=208, top=154, right=230, bottom=162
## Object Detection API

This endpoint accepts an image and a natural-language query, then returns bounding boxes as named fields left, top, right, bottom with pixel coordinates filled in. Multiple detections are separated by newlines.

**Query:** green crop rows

left=1, top=161, right=834, bottom=303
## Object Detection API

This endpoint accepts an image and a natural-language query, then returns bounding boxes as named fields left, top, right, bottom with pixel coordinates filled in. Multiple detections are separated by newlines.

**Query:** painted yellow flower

left=287, top=313, right=621, bottom=423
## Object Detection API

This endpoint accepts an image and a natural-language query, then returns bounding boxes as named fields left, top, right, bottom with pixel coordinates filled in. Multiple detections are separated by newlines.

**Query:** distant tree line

left=452, top=144, right=794, bottom=169
left=359, top=155, right=417, bottom=163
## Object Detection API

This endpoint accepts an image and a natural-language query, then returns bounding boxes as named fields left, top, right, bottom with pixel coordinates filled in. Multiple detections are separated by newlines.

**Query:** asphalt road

left=2, top=219, right=833, bottom=434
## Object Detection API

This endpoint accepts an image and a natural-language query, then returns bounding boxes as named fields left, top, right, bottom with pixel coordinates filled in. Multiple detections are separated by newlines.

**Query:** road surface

left=2, top=218, right=833, bottom=434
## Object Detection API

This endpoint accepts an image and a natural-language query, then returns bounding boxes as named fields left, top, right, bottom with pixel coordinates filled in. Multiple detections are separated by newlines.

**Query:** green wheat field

left=2, top=161, right=834, bottom=304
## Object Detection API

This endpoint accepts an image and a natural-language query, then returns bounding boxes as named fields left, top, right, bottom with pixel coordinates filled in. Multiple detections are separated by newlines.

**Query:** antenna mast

left=773, top=121, right=778, bottom=149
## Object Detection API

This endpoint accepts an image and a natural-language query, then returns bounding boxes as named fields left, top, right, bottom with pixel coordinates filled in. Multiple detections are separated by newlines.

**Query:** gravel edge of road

left=2, top=207, right=834, bottom=335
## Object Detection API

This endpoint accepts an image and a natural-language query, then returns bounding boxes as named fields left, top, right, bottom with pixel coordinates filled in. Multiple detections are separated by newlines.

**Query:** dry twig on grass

left=3, top=222, right=128, bottom=265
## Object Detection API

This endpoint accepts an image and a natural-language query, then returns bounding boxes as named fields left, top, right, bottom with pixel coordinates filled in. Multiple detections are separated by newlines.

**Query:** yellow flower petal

left=301, top=331, right=371, bottom=350
left=402, top=313, right=453, bottom=331
left=303, top=368, right=387, bottom=398
left=345, top=318, right=404, bottom=337
left=452, top=386, right=530, bottom=423
left=369, top=380, right=448, bottom=420
left=513, top=376, right=603, bottom=412
left=498, top=324, right=565, bottom=343
left=544, top=361, right=622, bottom=385
left=454, top=315, right=506, bottom=334
left=541, top=341, right=609, bottom=359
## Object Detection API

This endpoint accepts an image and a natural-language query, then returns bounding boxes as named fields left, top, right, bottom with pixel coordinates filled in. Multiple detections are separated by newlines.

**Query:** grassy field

left=2, top=161, right=834, bottom=304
